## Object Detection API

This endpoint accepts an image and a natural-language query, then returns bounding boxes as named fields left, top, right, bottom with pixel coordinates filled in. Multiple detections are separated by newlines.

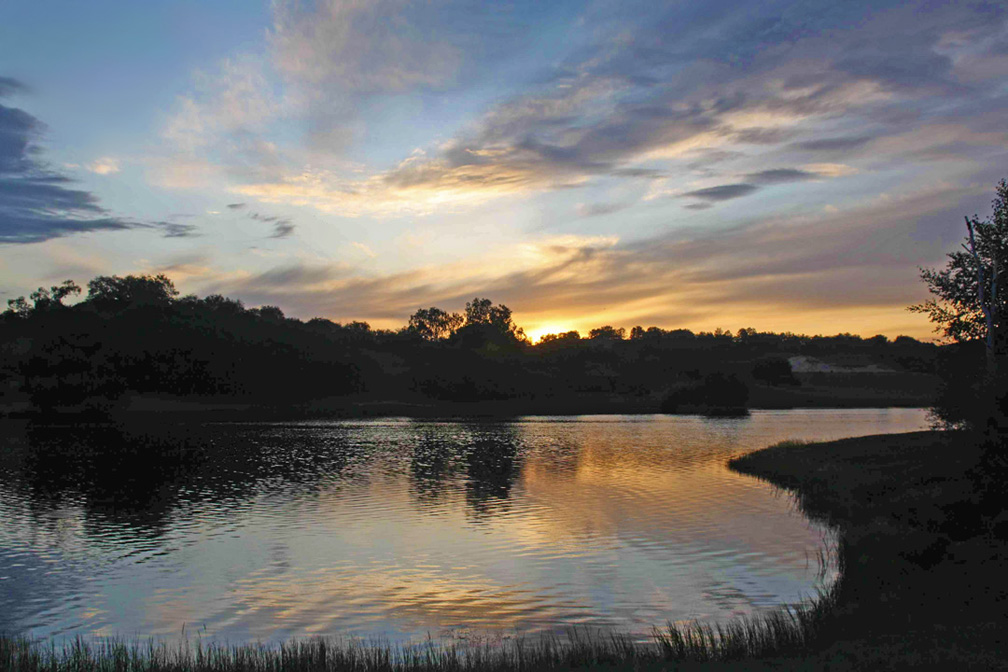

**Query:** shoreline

left=727, top=431, right=1008, bottom=669
left=0, top=390, right=933, bottom=422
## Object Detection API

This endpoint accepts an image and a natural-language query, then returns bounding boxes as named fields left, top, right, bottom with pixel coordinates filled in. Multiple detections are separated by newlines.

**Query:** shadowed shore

left=4, top=430, right=1006, bottom=670
left=728, top=431, right=1008, bottom=669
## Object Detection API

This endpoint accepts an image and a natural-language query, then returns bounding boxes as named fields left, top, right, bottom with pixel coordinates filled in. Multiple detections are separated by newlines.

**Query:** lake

left=0, top=409, right=928, bottom=643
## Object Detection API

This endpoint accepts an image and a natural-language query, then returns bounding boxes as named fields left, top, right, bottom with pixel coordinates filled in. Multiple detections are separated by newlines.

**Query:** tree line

left=0, top=269, right=941, bottom=417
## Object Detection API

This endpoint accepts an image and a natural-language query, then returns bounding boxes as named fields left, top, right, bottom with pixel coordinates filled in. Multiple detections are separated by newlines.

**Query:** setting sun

left=526, top=324, right=574, bottom=343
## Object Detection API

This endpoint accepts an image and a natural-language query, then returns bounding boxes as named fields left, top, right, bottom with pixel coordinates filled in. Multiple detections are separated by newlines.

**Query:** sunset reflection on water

left=0, top=409, right=928, bottom=642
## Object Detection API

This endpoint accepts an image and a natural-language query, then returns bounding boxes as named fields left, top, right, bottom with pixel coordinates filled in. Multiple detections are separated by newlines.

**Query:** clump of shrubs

left=661, top=372, right=750, bottom=416
left=751, top=356, right=800, bottom=386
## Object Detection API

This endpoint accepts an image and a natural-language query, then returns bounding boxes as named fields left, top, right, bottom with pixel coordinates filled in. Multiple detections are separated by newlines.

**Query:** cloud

left=159, top=1, right=1008, bottom=224
left=576, top=202, right=630, bottom=217
left=198, top=177, right=996, bottom=339
left=0, top=86, right=139, bottom=243
left=0, top=76, right=28, bottom=97
left=270, top=0, right=463, bottom=96
left=159, top=0, right=526, bottom=180
left=802, top=163, right=857, bottom=178
left=744, top=168, right=818, bottom=185
left=270, top=220, right=295, bottom=238
left=233, top=166, right=543, bottom=217
left=268, top=0, right=538, bottom=150
left=157, top=57, right=286, bottom=186
left=351, top=241, right=376, bottom=258
left=87, top=157, right=120, bottom=175
left=163, top=58, right=279, bottom=152
left=157, top=221, right=200, bottom=238
left=794, top=136, right=873, bottom=152
left=0, top=80, right=196, bottom=244
left=681, top=183, right=758, bottom=202
left=232, top=208, right=297, bottom=239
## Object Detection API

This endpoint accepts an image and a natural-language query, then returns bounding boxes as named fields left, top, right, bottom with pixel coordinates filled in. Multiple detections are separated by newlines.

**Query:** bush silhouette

left=660, top=372, right=750, bottom=414
left=752, top=357, right=799, bottom=386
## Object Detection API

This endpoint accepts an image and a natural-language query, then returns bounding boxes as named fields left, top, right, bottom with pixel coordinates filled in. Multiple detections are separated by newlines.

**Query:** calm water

left=0, top=409, right=928, bottom=643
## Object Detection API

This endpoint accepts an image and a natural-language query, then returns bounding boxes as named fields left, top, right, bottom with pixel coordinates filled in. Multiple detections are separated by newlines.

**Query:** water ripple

left=0, top=409, right=927, bottom=642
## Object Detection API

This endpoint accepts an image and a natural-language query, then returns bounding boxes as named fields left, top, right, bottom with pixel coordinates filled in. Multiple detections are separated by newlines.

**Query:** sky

left=1, top=0, right=1007, bottom=341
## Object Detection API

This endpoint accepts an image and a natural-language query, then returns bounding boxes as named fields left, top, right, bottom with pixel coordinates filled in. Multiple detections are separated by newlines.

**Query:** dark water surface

left=0, top=409, right=928, bottom=643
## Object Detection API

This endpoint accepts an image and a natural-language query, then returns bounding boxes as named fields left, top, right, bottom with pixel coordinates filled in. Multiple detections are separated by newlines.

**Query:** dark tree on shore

left=408, top=307, right=463, bottom=341
left=87, top=274, right=179, bottom=309
left=912, top=179, right=1008, bottom=430
left=457, top=297, right=527, bottom=344
left=589, top=325, right=625, bottom=340
left=0, top=270, right=938, bottom=418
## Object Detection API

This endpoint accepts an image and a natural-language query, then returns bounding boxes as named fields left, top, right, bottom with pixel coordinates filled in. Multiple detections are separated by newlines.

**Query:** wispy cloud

left=0, top=80, right=136, bottom=243
left=576, top=202, right=630, bottom=218
left=0, top=76, right=29, bottom=97
left=351, top=241, right=376, bottom=258
left=744, top=169, right=817, bottom=185
left=87, top=157, right=120, bottom=175
left=794, top=136, right=873, bottom=152
left=207, top=181, right=986, bottom=336
left=0, top=80, right=206, bottom=243
left=157, top=221, right=200, bottom=238
left=229, top=208, right=296, bottom=239
left=682, top=184, right=758, bottom=202
left=152, top=1, right=1008, bottom=230
left=270, top=220, right=295, bottom=239
left=10, top=1, right=1005, bottom=338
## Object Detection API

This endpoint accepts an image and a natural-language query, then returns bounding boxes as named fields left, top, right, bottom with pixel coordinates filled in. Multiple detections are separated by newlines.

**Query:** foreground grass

left=4, top=430, right=1006, bottom=670
left=1, top=604, right=832, bottom=672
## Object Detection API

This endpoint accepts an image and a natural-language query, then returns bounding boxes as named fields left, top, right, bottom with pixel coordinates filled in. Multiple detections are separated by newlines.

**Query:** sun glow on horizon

left=527, top=324, right=576, bottom=344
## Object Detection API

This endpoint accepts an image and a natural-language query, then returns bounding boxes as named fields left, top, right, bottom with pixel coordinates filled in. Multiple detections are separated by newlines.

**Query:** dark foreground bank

left=729, top=431, right=1008, bottom=669
left=3, top=431, right=1005, bottom=671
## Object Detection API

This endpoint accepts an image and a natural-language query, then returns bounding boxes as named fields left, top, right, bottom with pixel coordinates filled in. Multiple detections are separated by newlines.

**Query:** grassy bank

left=4, top=430, right=1005, bottom=670
left=729, top=431, right=1008, bottom=669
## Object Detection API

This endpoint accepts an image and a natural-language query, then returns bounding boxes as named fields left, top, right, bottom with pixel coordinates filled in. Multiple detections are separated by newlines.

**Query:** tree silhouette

left=912, top=179, right=1008, bottom=430
left=6, top=280, right=81, bottom=316
left=409, top=307, right=463, bottom=341
left=589, top=325, right=625, bottom=340
left=0, top=271, right=940, bottom=418
left=455, top=297, right=526, bottom=345
left=912, top=180, right=1007, bottom=370
left=86, top=274, right=179, bottom=310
